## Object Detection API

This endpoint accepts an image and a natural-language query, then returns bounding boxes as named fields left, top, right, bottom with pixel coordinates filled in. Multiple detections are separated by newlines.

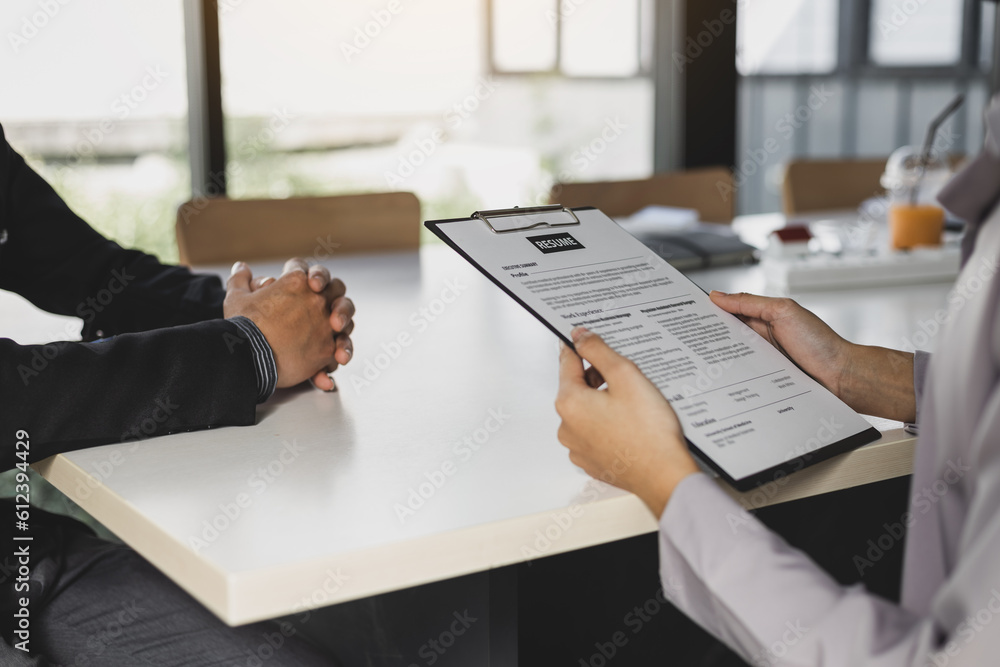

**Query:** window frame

left=736, top=0, right=985, bottom=82
left=183, top=0, right=729, bottom=195
left=735, top=0, right=843, bottom=77
left=484, top=0, right=654, bottom=80
left=860, top=0, right=982, bottom=77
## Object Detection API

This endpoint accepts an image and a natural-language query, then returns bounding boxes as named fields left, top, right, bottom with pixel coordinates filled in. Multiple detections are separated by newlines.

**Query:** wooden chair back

left=175, top=192, right=421, bottom=265
left=550, top=167, right=734, bottom=223
left=782, top=158, right=888, bottom=215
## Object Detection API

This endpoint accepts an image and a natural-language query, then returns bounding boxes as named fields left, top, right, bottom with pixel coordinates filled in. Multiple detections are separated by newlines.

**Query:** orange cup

left=889, top=204, right=944, bottom=250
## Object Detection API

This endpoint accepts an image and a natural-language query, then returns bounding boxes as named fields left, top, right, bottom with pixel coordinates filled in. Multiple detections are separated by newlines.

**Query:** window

left=491, top=0, right=558, bottom=72
left=0, top=0, right=189, bottom=262
left=981, top=0, right=996, bottom=71
left=736, top=0, right=839, bottom=75
left=489, top=0, right=651, bottom=77
left=868, top=0, right=964, bottom=66
left=219, top=0, right=654, bottom=226
left=561, top=0, right=645, bottom=77
left=734, top=0, right=990, bottom=215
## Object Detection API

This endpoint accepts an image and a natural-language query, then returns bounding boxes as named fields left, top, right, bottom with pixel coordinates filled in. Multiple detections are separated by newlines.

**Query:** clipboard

left=472, top=204, right=581, bottom=234
left=425, top=205, right=881, bottom=491
left=429, top=205, right=584, bottom=350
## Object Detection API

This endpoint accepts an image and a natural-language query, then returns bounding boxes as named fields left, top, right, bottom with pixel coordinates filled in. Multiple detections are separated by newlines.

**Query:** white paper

left=615, top=205, right=700, bottom=235
left=434, top=208, right=875, bottom=484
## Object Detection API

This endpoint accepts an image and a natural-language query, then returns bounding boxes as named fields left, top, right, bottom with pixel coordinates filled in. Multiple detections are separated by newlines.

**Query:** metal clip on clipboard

left=472, top=204, right=580, bottom=234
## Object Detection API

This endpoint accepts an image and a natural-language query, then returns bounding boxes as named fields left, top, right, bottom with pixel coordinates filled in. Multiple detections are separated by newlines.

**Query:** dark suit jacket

left=0, top=124, right=259, bottom=472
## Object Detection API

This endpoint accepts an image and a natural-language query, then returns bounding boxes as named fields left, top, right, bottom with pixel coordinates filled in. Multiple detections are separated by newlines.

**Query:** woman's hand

left=710, top=291, right=915, bottom=422
left=708, top=291, right=853, bottom=396
left=556, top=327, right=700, bottom=518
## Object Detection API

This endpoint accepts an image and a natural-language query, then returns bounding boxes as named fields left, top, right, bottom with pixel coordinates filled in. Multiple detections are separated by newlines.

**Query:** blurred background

left=0, top=0, right=993, bottom=263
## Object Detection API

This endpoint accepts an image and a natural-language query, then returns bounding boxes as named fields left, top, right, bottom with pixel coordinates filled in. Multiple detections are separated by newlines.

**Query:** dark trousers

left=1, top=511, right=336, bottom=666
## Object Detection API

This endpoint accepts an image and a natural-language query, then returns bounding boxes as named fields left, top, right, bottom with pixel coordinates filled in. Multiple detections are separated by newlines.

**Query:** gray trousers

left=2, top=527, right=337, bottom=666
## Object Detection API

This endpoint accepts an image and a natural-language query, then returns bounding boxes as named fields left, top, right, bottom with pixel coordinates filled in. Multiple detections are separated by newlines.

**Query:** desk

left=15, top=215, right=946, bottom=629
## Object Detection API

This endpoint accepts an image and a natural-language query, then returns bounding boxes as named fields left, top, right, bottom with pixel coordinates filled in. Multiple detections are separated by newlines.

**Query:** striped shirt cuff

left=228, top=316, right=277, bottom=404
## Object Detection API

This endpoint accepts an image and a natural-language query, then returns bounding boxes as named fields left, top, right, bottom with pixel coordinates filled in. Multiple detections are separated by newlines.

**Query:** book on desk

left=615, top=206, right=758, bottom=272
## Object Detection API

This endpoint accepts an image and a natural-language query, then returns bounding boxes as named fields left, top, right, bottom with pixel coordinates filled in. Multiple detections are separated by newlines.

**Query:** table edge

left=35, top=428, right=915, bottom=625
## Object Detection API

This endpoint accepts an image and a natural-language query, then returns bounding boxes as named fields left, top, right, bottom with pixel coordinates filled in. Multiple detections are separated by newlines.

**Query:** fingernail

left=710, top=290, right=727, bottom=297
left=326, top=373, right=338, bottom=392
left=344, top=347, right=353, bottom=360
left=231, top=261, right=245, bottom=275
left=570, top=327, right=589, bottom=343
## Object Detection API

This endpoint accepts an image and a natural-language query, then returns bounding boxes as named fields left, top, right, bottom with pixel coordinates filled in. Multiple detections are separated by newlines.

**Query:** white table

left=13, top=215, right=948, bottom=628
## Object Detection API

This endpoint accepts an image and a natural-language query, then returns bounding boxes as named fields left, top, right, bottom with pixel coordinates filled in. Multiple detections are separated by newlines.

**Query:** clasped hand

left=222, top=258, right=355, bottom=391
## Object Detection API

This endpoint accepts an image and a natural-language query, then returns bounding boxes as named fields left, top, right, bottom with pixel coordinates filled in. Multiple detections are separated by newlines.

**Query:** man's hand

left=710, top=291, right=915, bottom=422
left=556, top=327, right=700, bottom=518
left=223, top=259, right=355, bottom=390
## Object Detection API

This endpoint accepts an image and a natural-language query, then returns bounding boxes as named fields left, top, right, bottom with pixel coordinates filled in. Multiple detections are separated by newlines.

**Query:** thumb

left=570, top=327, right=635, bottom=385
left=226, top=261, right=252, bottom=294
left=710, top=290, right=775, bottom=321
left=708, top=290, right=742, bottom=314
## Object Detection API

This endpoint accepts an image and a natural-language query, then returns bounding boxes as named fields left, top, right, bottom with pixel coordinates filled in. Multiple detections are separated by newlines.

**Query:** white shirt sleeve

left=658, top=473, right=941, bottom=666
